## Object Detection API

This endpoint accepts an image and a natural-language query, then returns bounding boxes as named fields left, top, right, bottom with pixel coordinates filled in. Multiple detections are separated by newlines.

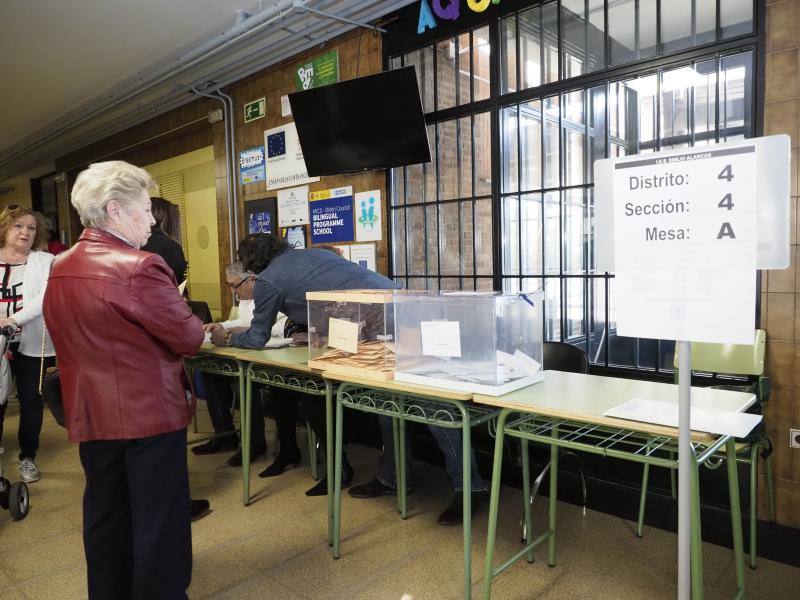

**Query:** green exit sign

left=244, top=97, right=266, bottom=123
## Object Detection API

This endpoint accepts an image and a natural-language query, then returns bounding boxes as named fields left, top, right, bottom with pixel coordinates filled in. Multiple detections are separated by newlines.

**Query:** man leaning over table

left=212, top=233, right=489, bottom=522
left=193, top=261, right=304, bottom=479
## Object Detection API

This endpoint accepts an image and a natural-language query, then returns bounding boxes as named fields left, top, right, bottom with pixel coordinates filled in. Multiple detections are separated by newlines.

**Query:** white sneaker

left=19, top=458, right=40, bottom=482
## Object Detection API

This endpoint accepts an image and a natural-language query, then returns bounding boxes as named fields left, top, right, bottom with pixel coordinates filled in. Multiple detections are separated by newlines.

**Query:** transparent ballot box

left=394, top=291, right=544, bottom=395
left=306, top=290, right=397, bottom=380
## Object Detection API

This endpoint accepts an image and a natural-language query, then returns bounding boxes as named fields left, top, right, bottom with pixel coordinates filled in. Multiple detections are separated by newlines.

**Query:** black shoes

left=305, top=459, right=353, bottom=496
left=190, top=498, right=211, bottom=522
left=259, top=449, right=302, bottom=478
left=227, top=444, right=268, bottom=467
left=437, top=490, right=490, bottom=525
left=348, top=477, right=405, bottom=498
left=191, top=436, right=238, bottom=456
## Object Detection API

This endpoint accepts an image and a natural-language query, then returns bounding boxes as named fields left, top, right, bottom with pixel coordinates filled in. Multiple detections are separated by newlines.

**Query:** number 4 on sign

left=718, top=194, right=733, bottom=210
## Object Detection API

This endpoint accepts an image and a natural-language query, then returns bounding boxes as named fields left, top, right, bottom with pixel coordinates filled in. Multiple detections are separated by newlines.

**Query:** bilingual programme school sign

left=310, top=187, right=354, bottom=244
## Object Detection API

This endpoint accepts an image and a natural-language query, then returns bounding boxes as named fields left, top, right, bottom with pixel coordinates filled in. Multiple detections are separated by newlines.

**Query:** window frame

left=385, top=0, right=764, bottom=377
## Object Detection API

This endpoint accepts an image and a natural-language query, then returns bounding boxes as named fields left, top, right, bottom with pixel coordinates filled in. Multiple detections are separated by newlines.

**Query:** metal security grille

left=386, top=0, right=761, bottom=376
left=154, top=172, right=187, bottom=254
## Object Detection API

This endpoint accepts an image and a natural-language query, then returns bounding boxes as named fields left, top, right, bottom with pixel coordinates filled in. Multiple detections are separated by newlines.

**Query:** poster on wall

left=282, top=226, right=306, bottom=249
left=264, top=122, right=320, bottom=191
left=244, top=197, right=277, bottom=235
left=295, top=50, right=339, bottom=91
left=277, top=185, right=310, bottom=226
left=354, top=189, right=382, bottom=242
left=309, top=187, right=354, bottom=244
left=239, top=146, right=266, bottom=185
left=350, top=243, right=377, bottom=272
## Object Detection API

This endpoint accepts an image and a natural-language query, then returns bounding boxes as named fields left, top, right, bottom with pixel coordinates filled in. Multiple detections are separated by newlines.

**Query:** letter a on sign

left=717, top=222, right=736, bottom=239
left=417, top=0, right=437, bottom=34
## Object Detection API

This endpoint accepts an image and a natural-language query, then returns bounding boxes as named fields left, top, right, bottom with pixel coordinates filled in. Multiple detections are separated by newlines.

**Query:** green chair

left=636, top=329, right=776, bottom=569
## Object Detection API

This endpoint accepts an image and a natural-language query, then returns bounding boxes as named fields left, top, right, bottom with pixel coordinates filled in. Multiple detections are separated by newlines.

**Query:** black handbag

left=38, top=324, right=66, bottom=428
left=42, top=367, right=65, bottom=428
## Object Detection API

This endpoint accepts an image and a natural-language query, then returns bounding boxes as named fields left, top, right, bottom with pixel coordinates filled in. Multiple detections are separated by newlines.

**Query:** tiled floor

left=0, top=401, right=798, bottom=599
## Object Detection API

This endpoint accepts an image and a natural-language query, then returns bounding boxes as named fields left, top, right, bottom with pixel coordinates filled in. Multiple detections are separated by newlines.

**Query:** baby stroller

left=0, top=324, right=30, bottom=520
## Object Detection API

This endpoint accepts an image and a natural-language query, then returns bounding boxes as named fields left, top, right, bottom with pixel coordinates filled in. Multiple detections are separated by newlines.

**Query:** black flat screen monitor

left=289, top=67, right=431, bottom=176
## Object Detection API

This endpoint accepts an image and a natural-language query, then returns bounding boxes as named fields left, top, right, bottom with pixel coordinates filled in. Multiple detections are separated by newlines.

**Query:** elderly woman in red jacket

left=43, top=160, right=204, bottom=600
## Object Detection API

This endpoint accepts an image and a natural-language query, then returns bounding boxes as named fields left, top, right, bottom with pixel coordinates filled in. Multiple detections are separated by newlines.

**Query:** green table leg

left=392, top=416, right=402, bottom=514
left=727, top=439, right=746, bottom=595
left=332, top=390, right=344, bottom=559
left=242, top=363, right=252, bottom=506
left=520, top=438, right=534, bottom=563
left=461, top=410, right=472, bottom=600
left=547, top=423, right=559, bottom=567
left=399, top=416, right=408, bottom=520
left=326, top=382, right=334, bottom=547
left=670, top=450, right=677, bottom=500
left=749, top=443, right=758, bottom=569
left=483, top=409, right=510, bottom=600
left=766, top=448, right=776, bottom=522
left=307, top=422, right=319, bottom=481
left=637, top=462, right=650, bottom=538
left=690, top=448, right=704, bottom=600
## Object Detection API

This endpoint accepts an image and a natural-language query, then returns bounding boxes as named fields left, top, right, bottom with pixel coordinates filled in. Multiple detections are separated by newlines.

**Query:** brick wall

left=760, top=0, right=800, bottom=527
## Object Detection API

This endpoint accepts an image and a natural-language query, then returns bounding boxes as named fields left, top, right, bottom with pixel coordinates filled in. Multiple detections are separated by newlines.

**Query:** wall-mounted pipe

left=190, top=87, right=237, bottom=275
left=1, top=1, right=416, bottom=179
left=215, top=89, right=240, bottom=249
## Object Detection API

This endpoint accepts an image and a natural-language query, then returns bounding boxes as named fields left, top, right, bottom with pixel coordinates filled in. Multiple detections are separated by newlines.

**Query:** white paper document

left=604, top=398, right=762, bottom=438
left=420, top=321, right=462, bottom=358
left=277, top=185, right=310, bottom=226
left=328, top=318, right=359, bottom=354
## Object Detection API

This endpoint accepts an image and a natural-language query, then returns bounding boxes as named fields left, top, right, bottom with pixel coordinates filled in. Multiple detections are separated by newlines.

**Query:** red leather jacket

left=43, top=229, right=204, bottom=442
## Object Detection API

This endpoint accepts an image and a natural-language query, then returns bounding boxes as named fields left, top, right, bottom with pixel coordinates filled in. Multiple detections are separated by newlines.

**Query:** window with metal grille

left=387, top=0, right=759, bottom=375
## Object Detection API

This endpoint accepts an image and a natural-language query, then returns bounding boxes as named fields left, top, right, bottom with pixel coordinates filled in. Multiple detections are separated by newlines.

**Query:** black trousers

left=79, top=428, right=192, bottom=600
left=200, top=373, right=266, bottom=450
left=0, top=346, right=56, bottom=460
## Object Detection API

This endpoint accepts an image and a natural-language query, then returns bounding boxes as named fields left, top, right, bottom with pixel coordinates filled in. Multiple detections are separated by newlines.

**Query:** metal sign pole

left=677, top=340, right=692, bottom=600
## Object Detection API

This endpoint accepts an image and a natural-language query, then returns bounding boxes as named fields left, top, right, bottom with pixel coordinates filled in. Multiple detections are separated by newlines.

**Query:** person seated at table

left=194, top=261, right=302, bottom=475
left=211, top=234, right=488, bottom=514
left=349, top=417, right=489, bottom=525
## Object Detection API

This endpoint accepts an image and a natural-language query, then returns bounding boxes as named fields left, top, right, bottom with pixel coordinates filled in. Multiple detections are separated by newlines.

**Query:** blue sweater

left=232, top=248, right=399, bottom=349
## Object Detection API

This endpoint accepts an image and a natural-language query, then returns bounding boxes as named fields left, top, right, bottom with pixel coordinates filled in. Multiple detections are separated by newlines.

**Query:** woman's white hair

left=71, top=161, right=155, bottom=228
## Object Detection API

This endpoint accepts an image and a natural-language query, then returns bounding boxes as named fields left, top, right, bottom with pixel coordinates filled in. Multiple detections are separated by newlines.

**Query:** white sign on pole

left=277, top=185, right=310, bottom=226
left=264, top=122, right=320, bottom=191
left=612, top=143, right=757, bottom=345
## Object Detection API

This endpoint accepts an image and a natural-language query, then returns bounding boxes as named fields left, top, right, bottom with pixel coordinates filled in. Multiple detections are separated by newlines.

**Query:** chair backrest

left=543, top=341, right=589, bottom=374
left=672, top=329, right=765, bottom=376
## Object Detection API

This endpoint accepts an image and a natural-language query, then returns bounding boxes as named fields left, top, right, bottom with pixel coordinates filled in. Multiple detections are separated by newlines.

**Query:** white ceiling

left=0, top=0, right=415, bottom=182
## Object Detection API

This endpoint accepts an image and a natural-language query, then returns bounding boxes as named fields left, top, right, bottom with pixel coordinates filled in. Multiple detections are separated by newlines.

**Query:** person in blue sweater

left=213, top=234, right=488, bottom=523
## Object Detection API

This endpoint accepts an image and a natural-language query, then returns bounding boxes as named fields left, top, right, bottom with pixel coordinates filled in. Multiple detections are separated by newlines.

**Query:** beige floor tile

left=1, top=405, right=799, bottom=600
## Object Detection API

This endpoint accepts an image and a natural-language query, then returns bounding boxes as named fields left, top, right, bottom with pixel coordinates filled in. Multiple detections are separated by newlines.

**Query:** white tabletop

left=473, top=370, right=755, bottom=442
